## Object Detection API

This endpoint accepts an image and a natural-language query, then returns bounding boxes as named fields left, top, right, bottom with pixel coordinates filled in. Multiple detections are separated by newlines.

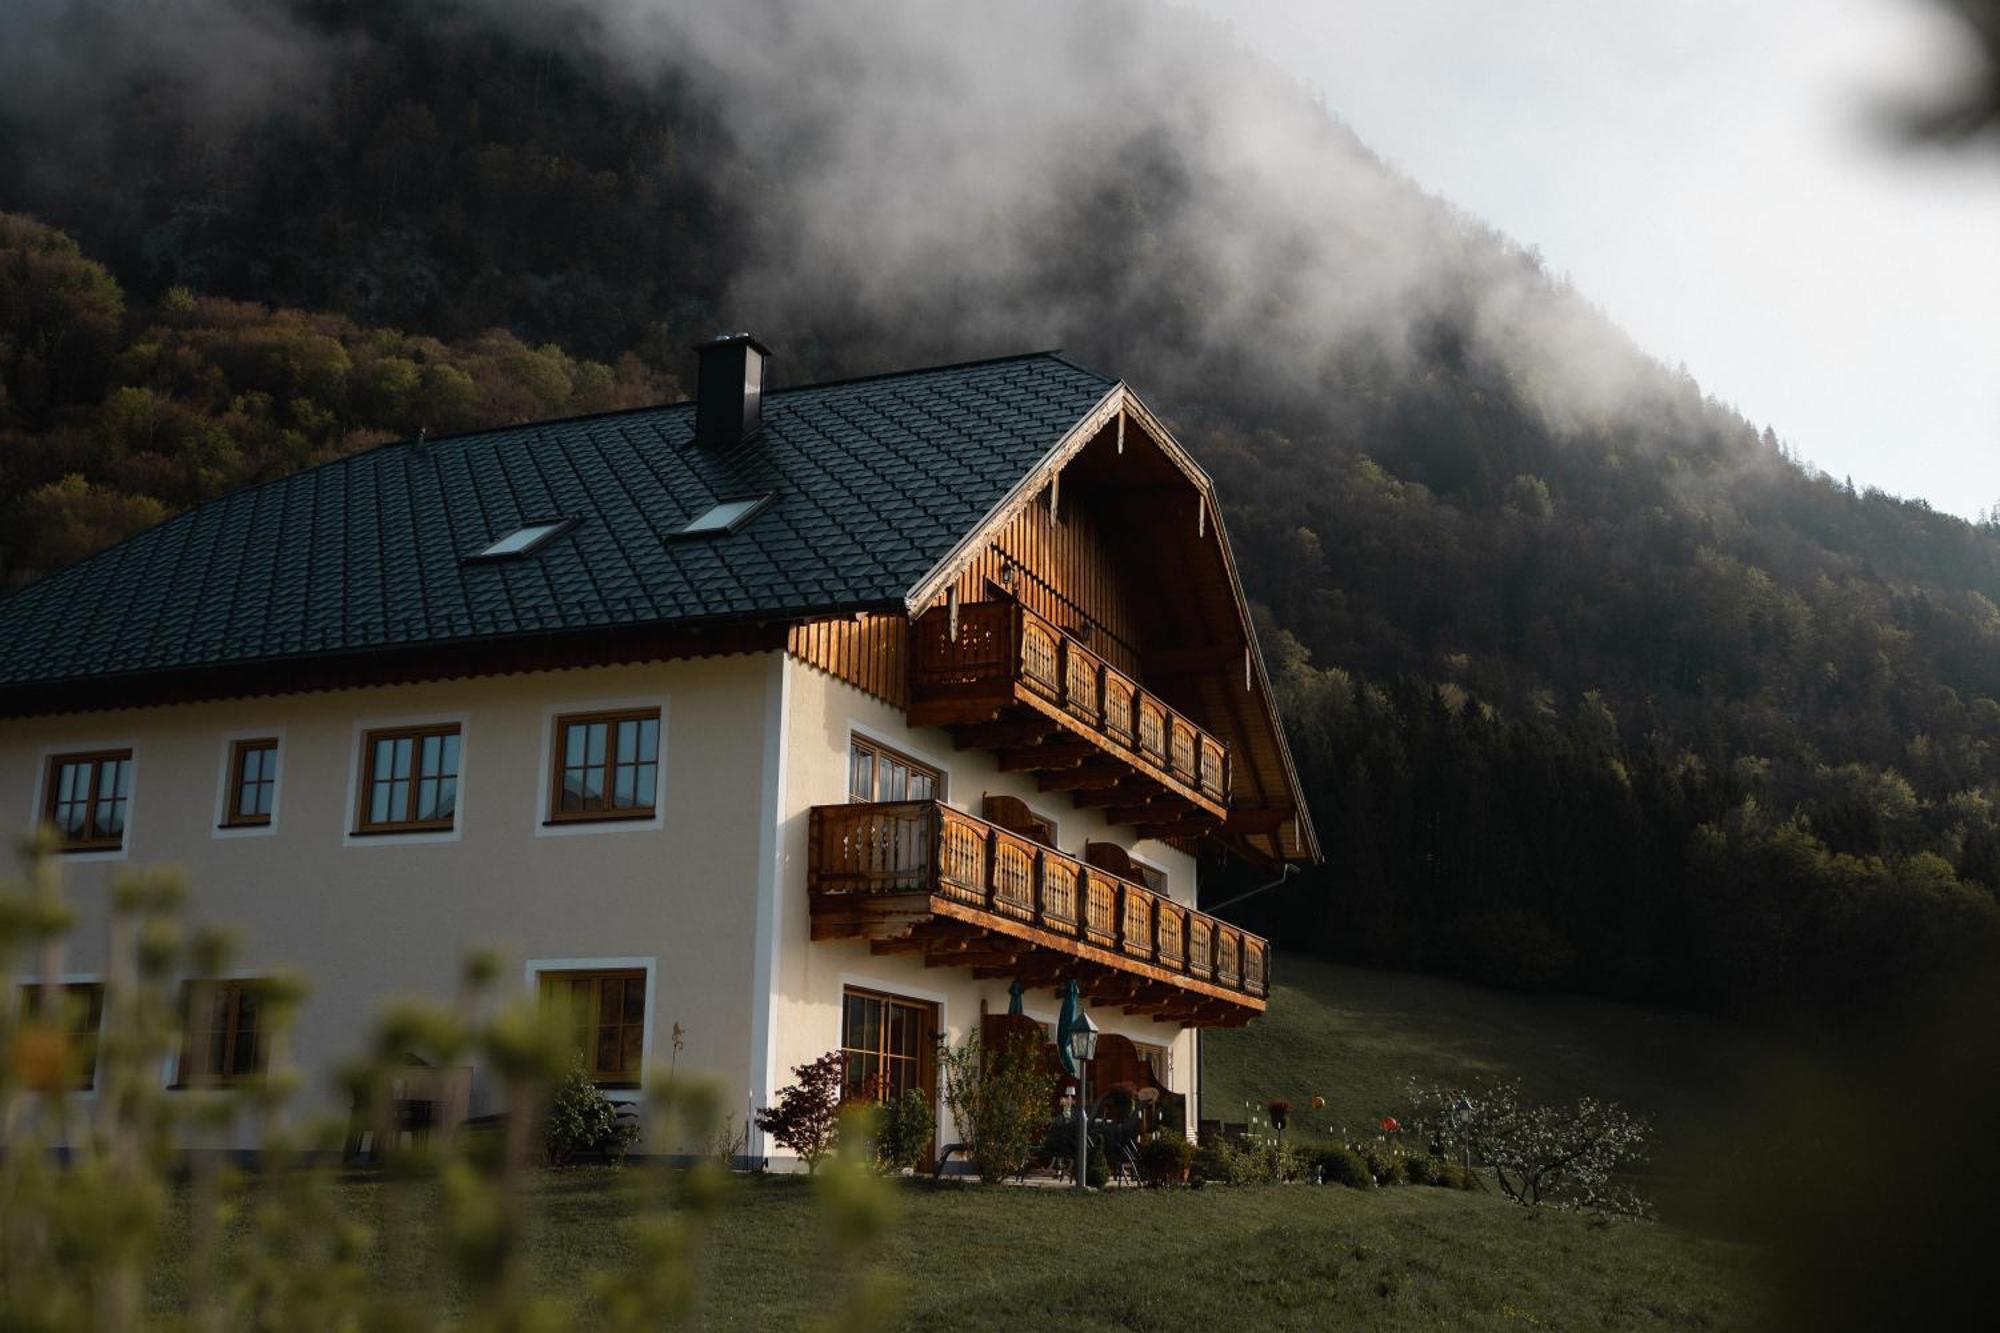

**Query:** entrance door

left=840, top=987, right=939, bottom=1166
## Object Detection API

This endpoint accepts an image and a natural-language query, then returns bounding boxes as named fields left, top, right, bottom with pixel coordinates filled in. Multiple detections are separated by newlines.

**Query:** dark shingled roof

left=0, top=352, right=1116, bottom=688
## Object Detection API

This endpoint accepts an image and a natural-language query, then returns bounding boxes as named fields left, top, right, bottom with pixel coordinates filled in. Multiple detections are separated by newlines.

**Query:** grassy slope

left=1201, top=956, right=1766, bottom=1211
left=157, top=1170, right=1765, bottom=1331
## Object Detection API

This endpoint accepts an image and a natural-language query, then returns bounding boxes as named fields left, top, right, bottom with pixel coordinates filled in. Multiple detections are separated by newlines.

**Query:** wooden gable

left=789, top=385, right=1320, bottom=866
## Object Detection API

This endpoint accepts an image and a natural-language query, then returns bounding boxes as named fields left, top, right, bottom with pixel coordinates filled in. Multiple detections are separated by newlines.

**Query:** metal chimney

left=693, top=333, right=771, bottom=447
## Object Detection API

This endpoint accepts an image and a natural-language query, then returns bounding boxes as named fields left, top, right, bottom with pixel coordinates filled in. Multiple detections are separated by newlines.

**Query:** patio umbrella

left=1054, top=978, right=1082, bottom=1077
left=1007, top=979, right=1025, bottom=1016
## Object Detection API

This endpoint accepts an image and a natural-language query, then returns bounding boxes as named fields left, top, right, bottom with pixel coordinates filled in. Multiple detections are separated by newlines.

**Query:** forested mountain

left=3, top=0, right=1997, bottom=1020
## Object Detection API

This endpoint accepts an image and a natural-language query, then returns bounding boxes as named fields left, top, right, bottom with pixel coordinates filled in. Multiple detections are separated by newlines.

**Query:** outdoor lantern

left=1068, top=1010, right=1099, bottom=1065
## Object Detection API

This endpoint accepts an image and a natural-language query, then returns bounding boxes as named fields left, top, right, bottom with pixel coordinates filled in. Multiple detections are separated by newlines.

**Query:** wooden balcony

left=908, top=601, right=1230, bottom=839
left=809, top=801, right=1269, bottom=1026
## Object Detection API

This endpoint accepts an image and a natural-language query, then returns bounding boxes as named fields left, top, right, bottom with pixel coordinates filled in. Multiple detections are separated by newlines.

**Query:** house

left=0, top=336, right=1318, bottom=1163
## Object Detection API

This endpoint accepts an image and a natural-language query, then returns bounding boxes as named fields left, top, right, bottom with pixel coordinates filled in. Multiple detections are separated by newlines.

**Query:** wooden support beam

left=1223, top=805, right=1293, bottom=834
left=955, top=719, right=1056, bottom=750
left=1108, top=800, right=1187, bottom=825
left=998, top=742, right=1095, bottom=773
left=1134, top=817, right=1221, bottom=840
left=908, top=702, right=1003, bottom=729
left=1038, top=765, right=1126, bottom=793
left=1072, top=782, right=1158, bottom=809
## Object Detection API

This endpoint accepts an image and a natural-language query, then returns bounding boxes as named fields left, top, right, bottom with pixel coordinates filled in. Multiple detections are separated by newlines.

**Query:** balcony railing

left=809, top=800, right=1269, bottom=1011
left=911, top=601, right=1230, bottom=819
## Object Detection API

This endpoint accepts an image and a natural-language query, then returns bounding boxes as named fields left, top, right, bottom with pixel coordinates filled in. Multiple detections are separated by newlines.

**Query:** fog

left=0, top=1, right=1792, bottom=450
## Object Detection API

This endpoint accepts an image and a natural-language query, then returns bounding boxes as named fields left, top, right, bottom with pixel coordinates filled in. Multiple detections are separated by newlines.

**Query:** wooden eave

left=904, top=384, right=1321, bottom=864
left=0, top=613, right=807, bottom=721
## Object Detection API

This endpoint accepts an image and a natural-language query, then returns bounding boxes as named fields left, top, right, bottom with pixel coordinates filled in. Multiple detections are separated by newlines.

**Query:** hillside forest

left=3, top=0, right=1999, bottom=1023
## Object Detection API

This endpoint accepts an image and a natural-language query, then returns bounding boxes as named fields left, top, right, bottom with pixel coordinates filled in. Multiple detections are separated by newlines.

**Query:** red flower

left=1378, top=1115, right=1401, bottom=1134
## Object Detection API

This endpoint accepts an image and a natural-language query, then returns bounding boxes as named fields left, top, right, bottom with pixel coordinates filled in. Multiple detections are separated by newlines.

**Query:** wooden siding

left=944, top=493, right=1145, bottom=678
left=787, top=493, right=1141, bottom=706
left=787, top=613, right=911, bottom=707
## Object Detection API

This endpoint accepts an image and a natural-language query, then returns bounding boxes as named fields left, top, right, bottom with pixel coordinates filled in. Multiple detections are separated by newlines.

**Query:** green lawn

left=154, top=1170, right=1768, bottom=1331
left=136, top=961, right=1782, bottom=1327
left=1201, top=957, right=1766, bottom=1217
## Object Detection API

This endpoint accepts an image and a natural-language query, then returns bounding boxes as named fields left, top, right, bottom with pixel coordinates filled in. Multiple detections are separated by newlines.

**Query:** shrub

left=873, top=1087, right=935, bottom=1174
left=1192, top=1140, right=1244, bottom=1185
left=543, top=1055, right=637, bottom=1166
left=938, top=1031, right=1058, bottom=1183
left=755, top=1050, right=847, bottom=1173
left=1359, top=1142, right=1404, bottom=1185
left=1087, top=1140, right=1111, bottom=1189
left=1432, top=1161, right=1481, bottom=1191
left=1314, top=1146, right=1372, bottom=1189
left=1135, top=1134, right=1194, bottom=1187
left=1190, top=1136, right=1300, bottom=1185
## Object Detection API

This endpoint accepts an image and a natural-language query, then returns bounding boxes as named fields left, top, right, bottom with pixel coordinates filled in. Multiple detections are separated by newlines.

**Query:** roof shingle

left=0, top=352, right=1115, bottom=687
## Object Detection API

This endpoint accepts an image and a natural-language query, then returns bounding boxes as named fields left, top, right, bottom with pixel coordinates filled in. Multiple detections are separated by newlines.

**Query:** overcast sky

left=1191, top=0, right=2000, bottom=519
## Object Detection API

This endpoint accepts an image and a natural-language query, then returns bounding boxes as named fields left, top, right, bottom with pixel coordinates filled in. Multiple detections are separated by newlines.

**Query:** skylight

left=470, top=520, right=570, bottom=560
left=675, top=495, right=771, bottom=537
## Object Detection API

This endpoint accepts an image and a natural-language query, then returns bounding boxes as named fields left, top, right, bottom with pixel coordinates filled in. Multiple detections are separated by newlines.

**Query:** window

left=19, top=982, right=104, bottom=1091
left=468, top=520, right=572, bottom=560
left=848, top=737, right=941, bottom=804
left=672, top=495, right=771, bottom=537
left=1130, top=858, right=1169, bottom=896
left=42, top=750, right=133, bottom=851
left=223, top=738, right=279, bottom=828
left=549, top=710, right=661, bottom=822
left=539, top=970, right=647, bottom=1086
left=177, top=980, right=271, bottom=1087
left=841, top=988, right=935, bottom=1105
left=357, top=725, right=461, bottom=834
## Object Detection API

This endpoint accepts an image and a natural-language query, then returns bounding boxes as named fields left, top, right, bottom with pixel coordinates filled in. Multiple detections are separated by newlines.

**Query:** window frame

left=839, top=985, right=939, bottom=1115
left=464, top=517, right=576, bottom=561
left=847, top=735, right=946, bottom=805
left=1128, top=855, right=1170, bottom=897
left=546, top=708, right=663, bottom=826
left=220, top=737, right=280, bottom=829
left=172, top=978, right=273, bottom=1089
left=354, top=723, right=463, bottom=836
left=18, top=980, right=105, bottom=1092
left=667, top=493, right=774, bottom=539
left=533, top=965, right=652, bottom=1089
left=40, top=748, right=135, bottom=853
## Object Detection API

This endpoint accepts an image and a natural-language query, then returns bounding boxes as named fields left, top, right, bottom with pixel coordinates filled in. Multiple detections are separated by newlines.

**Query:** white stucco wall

left=0, top=654, right=779, bottom=1146
left=1, top=647, right=1212, bottom=1162
left=766, top=657, right=1199, bottom=1165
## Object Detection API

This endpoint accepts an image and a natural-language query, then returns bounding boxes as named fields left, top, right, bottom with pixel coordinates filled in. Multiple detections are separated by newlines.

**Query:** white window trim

left=342, top=712, right=470, bottom=848
left=9, top=970, right=105, bottom=1100
left=212, top=727, right=286, bottom=840
left=845, top=723, right=952, bottom=806
left=29, top=738, right=139, bottom=863
left=533, top=696, right=670, bottom=839
left=524, top=956, right=658, bottom=1102
left=163, top=967, right=288, bottom=1092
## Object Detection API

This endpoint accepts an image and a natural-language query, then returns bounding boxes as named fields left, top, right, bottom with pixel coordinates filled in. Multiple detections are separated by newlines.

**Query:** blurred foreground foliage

left=0, top=841, right=895, bottom=1331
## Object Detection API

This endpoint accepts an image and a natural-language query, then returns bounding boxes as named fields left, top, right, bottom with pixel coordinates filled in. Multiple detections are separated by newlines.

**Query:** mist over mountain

left=3, top=0, right=1997, bottom=1017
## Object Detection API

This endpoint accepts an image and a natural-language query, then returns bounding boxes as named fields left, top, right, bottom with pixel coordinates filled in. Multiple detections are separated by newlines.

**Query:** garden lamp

left=1070, top=1010, right=1099, bottom=1190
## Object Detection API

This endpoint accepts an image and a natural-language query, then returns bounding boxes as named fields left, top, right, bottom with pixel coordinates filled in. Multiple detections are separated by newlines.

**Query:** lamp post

left=1069, top=1010, right=1099, bottom=1190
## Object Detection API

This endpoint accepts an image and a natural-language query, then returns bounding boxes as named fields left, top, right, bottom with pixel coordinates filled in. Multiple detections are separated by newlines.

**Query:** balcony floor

left=812, top=892, right=1263, bottom=1027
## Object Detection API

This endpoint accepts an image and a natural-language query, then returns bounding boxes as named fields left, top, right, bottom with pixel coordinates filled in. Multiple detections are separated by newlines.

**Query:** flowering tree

left=1406, top=1078, right=1651, bottom=1217
left=756, top=1050, right=848, bottom=1174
